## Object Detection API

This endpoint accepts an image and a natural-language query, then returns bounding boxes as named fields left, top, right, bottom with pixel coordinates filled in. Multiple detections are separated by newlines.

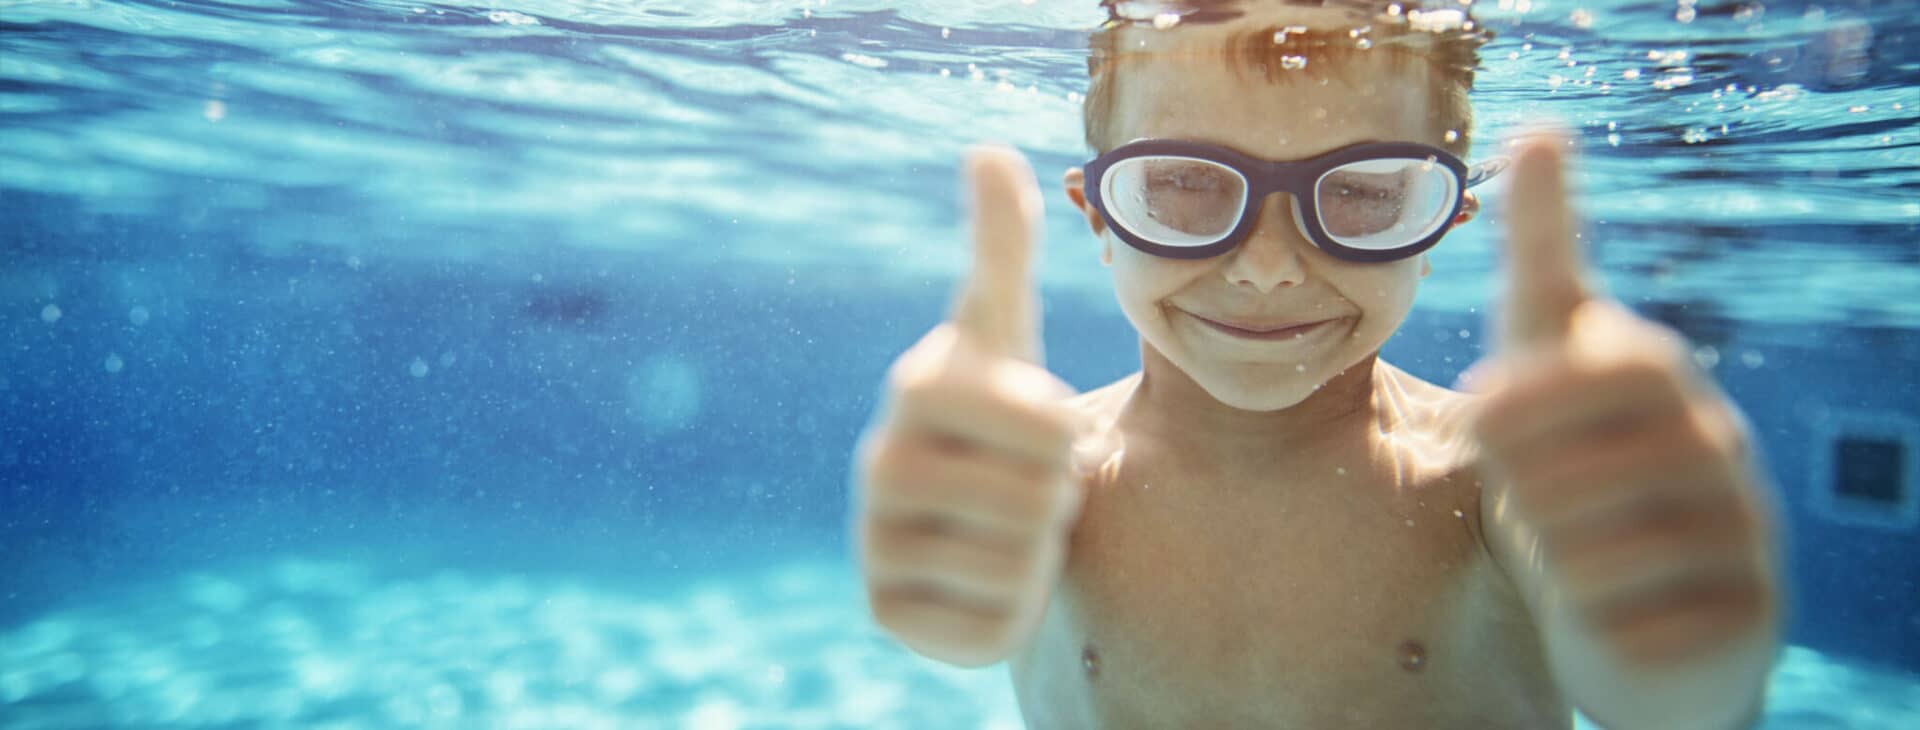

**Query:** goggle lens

left=1101, top=156, right=1247, bottom=247
left=1314, top=157, right=1458, bottom=250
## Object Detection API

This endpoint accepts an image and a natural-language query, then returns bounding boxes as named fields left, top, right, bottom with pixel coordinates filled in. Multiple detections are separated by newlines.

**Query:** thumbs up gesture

left=1463, top=131, right=1782, bottom=724
left=852, top=146, right=1086, bottom=667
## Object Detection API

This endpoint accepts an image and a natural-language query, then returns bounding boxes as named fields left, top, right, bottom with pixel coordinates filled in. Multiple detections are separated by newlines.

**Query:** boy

left=853, top=2, right=1784, bottom=727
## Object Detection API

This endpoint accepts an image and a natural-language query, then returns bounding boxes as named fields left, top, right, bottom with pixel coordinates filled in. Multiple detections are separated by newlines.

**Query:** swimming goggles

left=1083, top=139, right=1510, bottom=263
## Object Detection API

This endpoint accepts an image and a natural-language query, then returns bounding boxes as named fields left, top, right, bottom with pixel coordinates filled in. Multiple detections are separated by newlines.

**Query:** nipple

left=1397, top=640, right=1427, bottom=673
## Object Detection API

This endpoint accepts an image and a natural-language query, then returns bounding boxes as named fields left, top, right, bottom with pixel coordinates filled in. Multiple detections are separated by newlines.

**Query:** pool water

left=2, top=0, right=1917, bottom=727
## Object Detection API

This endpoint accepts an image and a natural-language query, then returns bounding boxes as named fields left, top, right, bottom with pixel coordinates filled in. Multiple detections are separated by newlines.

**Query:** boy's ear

left=1063, top=167, right=1113, bottom=266
left=1063, top=168, right=1105, bottom=235
left=1453, top=190, right=1481, bottom=226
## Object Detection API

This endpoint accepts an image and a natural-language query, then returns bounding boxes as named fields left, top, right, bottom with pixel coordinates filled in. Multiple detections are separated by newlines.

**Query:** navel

left=1397, top=639, right=1427, bottom=673
left=1082, top=643, right=1102, bottom=680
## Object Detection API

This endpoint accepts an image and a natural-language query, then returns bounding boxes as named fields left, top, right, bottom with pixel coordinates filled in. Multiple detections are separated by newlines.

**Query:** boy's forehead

left=1110, top=14, right=1439, bottom=158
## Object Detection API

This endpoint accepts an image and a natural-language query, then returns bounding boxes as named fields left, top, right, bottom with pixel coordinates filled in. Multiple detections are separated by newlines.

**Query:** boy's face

left=1067, top=17, right=1474, bottom=412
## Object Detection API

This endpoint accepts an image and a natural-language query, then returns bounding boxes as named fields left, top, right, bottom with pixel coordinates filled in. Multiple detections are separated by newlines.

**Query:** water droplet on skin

left=1453, top=509, right=1465, bottom=518
left=1082, top=645, right=1101, bottom=678
left=1295, top=364, right=1307, bottom=372
left=1443, top=129, right=1459, bottom=144
left=1398, top=640, right=1427, bottom=672
left=1280, top=55, right=1308, bottom=70
left=1153, top=12, right=1180, bottom=29
left=1336, top=467, right=1347, bottom=476
left=1405, top=519, right=1415, bottom=527
left=1355, top=38, right=1372, bottom=50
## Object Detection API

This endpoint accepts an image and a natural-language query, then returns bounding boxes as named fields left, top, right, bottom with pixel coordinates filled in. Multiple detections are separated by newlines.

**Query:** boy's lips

left=1184, top=310, right=1341, bottom=341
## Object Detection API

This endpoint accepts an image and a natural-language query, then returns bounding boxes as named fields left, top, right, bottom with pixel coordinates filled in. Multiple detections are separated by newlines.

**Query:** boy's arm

left=1481, top=464, right=1779, bottom=730
left=1467, top=131, right=1782, bottom=730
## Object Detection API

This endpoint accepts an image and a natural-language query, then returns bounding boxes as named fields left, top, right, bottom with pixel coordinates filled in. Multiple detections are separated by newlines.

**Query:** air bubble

left=1280, top=55, right=1308, bottom=70
left=40, top=304, right=61, bottom=323
left=409, top=358, right=430, bottom=378
left=104, top=354, right=124, bottom=374
left=1693, top=345, right=1720, bottom=369
left=1740, top=351, right=1765, bottom=369
left=1653, top=72, right=1694, bottom=90
left=129, top=306, right=150, bottom=326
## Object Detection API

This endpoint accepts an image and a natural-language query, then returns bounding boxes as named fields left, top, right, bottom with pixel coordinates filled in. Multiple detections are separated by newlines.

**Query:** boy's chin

left=1192, top=371, right=1330, bottom=412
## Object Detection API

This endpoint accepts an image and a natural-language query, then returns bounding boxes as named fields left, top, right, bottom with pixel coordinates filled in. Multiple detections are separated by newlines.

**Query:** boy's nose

left=1219, top=194, right=1310, bottom=293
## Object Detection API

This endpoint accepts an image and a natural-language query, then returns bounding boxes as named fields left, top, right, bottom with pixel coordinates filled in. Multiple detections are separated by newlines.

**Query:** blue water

left=2, top=0, right=1918, bottom=727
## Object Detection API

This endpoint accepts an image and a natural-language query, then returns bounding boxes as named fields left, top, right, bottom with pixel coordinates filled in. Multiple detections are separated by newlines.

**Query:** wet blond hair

left=1084, top=1, right=1490, bottom=156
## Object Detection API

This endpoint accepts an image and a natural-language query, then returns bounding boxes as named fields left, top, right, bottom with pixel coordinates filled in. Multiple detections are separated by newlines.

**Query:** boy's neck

left=1121, top=341, right=1386, bottom=460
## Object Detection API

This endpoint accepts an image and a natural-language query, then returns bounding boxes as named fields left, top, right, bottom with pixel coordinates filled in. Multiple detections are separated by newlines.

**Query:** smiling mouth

left=1187, top=311, right=1338, bottom=341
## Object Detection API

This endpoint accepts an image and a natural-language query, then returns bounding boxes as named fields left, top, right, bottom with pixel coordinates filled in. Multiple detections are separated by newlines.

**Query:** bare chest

left=1009, top=441, right=1563, bottom=729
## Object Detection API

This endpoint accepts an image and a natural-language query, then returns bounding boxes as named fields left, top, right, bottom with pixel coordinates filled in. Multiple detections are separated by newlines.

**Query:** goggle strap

left=1464, top=155, right=1512, bottom=189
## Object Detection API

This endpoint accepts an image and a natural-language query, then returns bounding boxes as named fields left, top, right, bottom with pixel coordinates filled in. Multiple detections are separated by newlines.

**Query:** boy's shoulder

left=1062, top=371, right=1141, bottom=412
left=1378, top=359, right=1489, bottom=470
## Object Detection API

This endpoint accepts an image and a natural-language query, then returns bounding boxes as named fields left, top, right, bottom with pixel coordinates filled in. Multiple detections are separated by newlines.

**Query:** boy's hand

left=852, top=146, right=1085, bottom=668
left=1461, top=131, right=1781, bottom=696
